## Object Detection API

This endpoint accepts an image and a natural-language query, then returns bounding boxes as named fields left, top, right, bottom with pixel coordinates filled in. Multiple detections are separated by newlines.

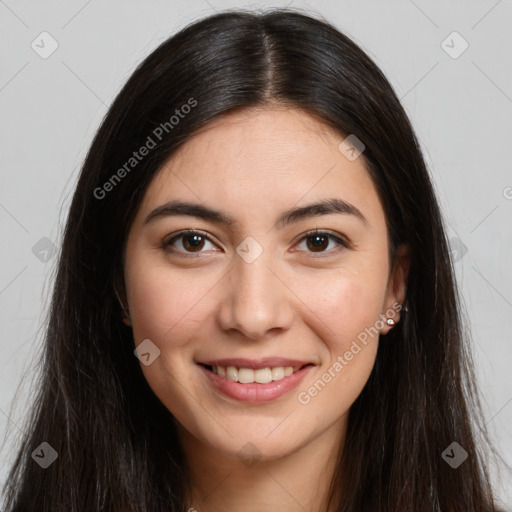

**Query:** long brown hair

left=2, top=8, right=507, bottom=511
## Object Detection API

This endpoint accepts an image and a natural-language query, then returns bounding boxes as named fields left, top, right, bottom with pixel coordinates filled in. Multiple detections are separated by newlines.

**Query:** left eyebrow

left=143, top=197, right=368, bottom=228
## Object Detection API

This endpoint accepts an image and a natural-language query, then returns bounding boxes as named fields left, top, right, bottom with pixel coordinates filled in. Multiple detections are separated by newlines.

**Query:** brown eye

left=181, top=233, right=206, bottom=252
left=164, top=230, right=216, bottom=255
left=295, top=230, right=349, bottom=255
left=306, top=234, right=330, bottom=252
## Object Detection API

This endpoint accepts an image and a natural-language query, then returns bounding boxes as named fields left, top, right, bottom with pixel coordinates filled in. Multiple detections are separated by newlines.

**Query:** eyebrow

left=143, top=197, right=368, bottom=228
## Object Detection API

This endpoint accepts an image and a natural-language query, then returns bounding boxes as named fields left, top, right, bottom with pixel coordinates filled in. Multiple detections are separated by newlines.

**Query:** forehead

left=135, top=107, right=383, bottom=227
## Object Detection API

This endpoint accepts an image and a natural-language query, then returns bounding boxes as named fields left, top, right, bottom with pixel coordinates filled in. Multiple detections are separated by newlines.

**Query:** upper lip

left=198, top=358, right=313, bottom=370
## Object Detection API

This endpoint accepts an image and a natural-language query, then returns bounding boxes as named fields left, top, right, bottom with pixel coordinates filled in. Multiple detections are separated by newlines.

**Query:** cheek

left=296, top=277, right=382, bottom=413
left=125, top=262, right=213, bottom=415
left=126, top=262, right=213, bottom=346
left=305, top=271, right=386, bottom=349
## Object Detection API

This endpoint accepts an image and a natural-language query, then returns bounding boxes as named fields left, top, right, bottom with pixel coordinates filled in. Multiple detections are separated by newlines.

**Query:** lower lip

left=198, top=364, right=314, bottom=403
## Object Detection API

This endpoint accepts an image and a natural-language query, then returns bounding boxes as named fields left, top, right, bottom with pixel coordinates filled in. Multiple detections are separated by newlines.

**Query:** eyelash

left=162, top=229, right=350, bottom=258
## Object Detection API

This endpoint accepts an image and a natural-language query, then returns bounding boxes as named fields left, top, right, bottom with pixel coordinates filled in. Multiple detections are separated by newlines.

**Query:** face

left=122, top=107, right=408, bottom=463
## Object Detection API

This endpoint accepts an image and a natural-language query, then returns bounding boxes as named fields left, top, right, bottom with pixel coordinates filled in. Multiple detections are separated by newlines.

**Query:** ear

left=380, top=243, right=409, bottom=334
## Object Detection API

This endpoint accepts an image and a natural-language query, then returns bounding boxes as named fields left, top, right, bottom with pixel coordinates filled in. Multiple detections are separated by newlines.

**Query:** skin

left=121, top=106, right=409, bottom=511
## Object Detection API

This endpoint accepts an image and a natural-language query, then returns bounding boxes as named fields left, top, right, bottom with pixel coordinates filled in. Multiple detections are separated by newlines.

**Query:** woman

left=2, top=8, right=507, bottom=512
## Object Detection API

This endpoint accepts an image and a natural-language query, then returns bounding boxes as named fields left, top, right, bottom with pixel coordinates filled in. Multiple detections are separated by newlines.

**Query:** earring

left=386, top=318, right=395, bottom=326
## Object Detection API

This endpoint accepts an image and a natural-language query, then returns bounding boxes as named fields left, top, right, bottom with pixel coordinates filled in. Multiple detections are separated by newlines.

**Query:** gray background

left=1, top=0, right=511, bottom=506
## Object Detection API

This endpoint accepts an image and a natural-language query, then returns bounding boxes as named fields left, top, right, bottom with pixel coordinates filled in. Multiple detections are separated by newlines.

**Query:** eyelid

left=163, top=228, right=350, bottom=256
left=294, top=229, right=351, bottom=252
left=163, top=229, right=219, bottom=255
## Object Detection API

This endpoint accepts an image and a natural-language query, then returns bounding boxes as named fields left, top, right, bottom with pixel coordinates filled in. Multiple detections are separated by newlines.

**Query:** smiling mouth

left=199, top=363, right=313, bottom=384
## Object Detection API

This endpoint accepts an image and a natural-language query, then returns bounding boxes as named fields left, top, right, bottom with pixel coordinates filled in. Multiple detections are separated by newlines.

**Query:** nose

left=217, top=250, right=295, bottom=341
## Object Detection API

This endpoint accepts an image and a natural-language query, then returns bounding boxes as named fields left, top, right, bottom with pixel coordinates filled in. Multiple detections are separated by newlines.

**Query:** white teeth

left=254, top=368, right=273, bottom=384
left=238, top=368, right=254, bottom=383
left=271, top=367, right=284, bottom=381
left=212, top=364, right=304, bottom=383
left=226, top=366, right=238, bottom=382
